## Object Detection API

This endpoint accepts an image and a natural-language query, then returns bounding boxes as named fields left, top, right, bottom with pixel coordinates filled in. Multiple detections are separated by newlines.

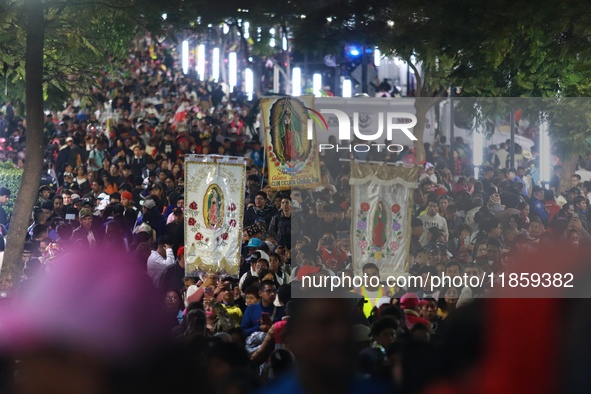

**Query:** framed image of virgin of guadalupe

left=261, top=96, right=322, bottom=190
left=203, top=184, right=224, bottom=229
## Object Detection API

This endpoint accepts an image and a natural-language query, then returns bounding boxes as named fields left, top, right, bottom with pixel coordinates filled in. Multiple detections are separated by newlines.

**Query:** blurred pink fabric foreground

left=0, top=250, right=169, bottom=360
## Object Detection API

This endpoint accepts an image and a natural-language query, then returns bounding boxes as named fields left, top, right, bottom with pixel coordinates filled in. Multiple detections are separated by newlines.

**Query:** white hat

left=134, top=223, right=152, bottom=234
left=256, top=250, right=270, bottom=262
left=376, top=296, right=391, bottom=309
left=522, top=150, right=532, bottom=160
left=555, top=195, right=567, bottom=207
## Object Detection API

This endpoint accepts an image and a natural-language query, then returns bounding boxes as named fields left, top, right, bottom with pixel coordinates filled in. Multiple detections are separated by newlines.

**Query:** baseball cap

left=79, top=208, right=92, bottom=218
left=121, top=191, right=133, bottom=200
left=399, top=292, right=421, bottom=309
left=296, top=264, right=322, bottom=281
left=532, top=185, right=545, bottom=193
left=134, top=223, right=153, bottom=235
left=66, top=136, right=74, bottom=142
left=143, top=199, right=156, bottom=209
left=247, top=238, right=263, bottom=248
left=177, top=246, right=185, bottom=256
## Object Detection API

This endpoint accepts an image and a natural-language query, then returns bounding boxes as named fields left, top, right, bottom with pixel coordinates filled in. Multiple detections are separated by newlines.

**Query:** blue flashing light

left=348, top=46, right=360, bottom=57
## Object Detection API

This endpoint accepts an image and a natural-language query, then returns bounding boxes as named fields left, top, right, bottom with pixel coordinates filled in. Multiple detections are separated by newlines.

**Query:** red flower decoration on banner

left=189, top=201, right=198, bottom=210
left=221, top=232, right=229, bottom=240
left=391, top=204, right=401, bottom=214
left=230, top=219, right=237, bottom=227
left=360, top=202, right=370, bottom=212
left=229, top=203, right=236, bottom=211
left=268, top=145, right=273, bottom=151
left=188, top=218, right=196, bottom=226
left=195, top=232, right=203, bottom=241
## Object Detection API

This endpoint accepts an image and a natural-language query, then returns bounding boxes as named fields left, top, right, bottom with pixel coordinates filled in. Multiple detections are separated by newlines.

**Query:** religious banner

left=260, top=96, right=322, bottom=190
left=184, top=155, right=246, bottom=276
left=350, top=162, right=418, bottom=278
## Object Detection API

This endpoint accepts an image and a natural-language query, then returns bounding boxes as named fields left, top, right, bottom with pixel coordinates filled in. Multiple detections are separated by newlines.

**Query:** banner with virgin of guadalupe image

left=350, top=162, right=418, bottom=278
left=184, top=155, right=246, bottom=276
left=260, top=96, right=322, bottom=190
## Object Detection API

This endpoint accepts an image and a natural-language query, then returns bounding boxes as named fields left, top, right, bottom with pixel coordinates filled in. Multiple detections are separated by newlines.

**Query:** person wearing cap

left=136, top=197, right=165, bottom=239
left=238, top=253, right=270, bottom=291
left=38, top=185, right=52, bottom=206
left=71, top=208, right=98, bottom=250
left=419, top=162, right=437, bottom=184
left=0, top=186, right=11, bottom=228
left=530, top=185, right=550, bottom=225
left=399, top=292, right=432, bottom=330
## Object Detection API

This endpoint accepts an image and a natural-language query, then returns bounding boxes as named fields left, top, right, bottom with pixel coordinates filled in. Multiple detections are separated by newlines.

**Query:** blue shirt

left=257, top=373, right=394, bottom=394
left=512, top=175, right=528, bottom=197
left=241, top=301, right=284, bottom=335
left=529, top=197, right=549, bottom=224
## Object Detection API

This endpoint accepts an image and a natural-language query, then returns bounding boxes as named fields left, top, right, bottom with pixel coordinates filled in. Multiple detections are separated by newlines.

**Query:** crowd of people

left=0, top=35, right=589, bottom=394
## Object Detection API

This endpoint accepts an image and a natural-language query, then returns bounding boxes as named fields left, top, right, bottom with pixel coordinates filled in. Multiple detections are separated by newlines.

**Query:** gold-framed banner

left=350, top=161, right=418, bottom=278
left=184, top=155, right=246, bottom=276
left=260, top=96, right=322, bottom=190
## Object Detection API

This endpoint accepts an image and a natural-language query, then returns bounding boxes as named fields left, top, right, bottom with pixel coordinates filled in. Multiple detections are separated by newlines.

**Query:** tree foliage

left=292, top=0, right=591, bottom=160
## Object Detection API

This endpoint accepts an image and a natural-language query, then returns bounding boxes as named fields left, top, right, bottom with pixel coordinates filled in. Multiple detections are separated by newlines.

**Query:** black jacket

left=243, top=205, right=277, bottom=229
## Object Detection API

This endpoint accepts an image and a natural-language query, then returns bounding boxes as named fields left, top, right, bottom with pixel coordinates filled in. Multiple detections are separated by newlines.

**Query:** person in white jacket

left=147, top=237, right=175, bottom=287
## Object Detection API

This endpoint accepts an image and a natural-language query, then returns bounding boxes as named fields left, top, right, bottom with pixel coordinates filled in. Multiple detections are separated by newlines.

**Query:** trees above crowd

left=0, top=0, right=203, bottom=288
left=292, top=0, right=591, bottom=162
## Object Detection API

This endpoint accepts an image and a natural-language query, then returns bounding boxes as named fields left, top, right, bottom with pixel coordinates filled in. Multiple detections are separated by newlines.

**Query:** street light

left=269, top=28, right=276, bottom=47
left=245, top=68, right=254, bottom=101
left=181, top=40, right=189, bottom=75
left=374, top=48, right=381, bottom=67
left=229, top=52, right=237, bottom=90
left=212, top=48, right=220, bottom=81
left=282, top=36, right=287, bottom=51
left=473, top=130, right=484, bottom=179
left=540, top=117, right=551, bottom=183
left=313, top=73, right=322, bottom=97
left=244, top=21, right=250, bottom=39
left=196, top=44, right=205, bottom=81
left=342, top=79, right=352, bottom=97
left=292, top=67, right=301, bottom=96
